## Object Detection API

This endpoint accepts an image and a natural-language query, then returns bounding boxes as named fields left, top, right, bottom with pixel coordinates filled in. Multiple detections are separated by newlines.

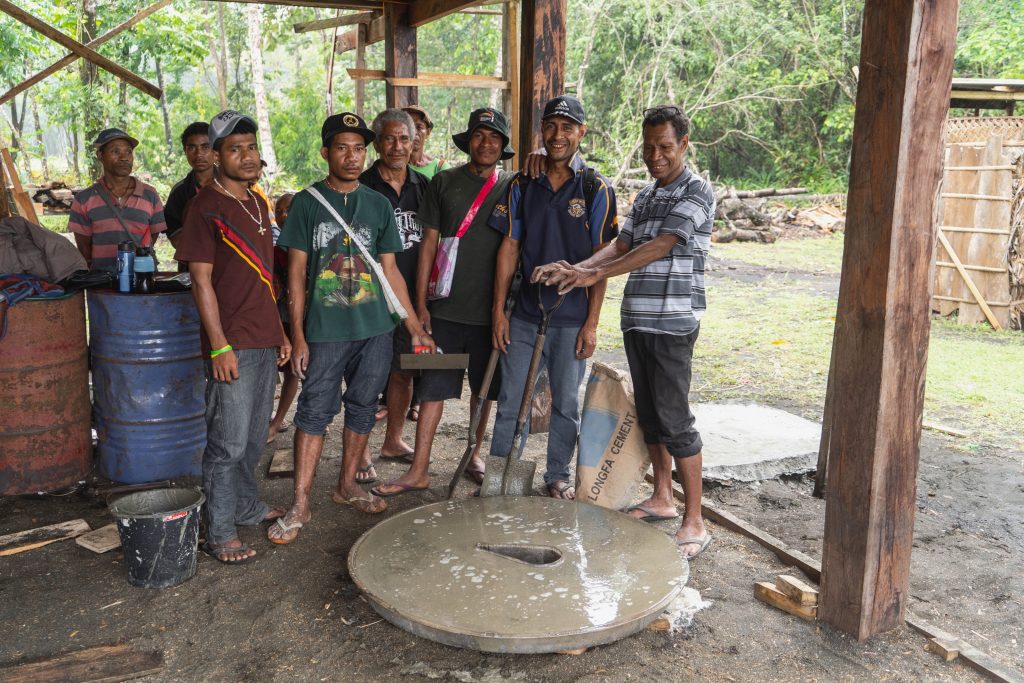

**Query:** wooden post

left=818, top=0, right=959, bottom=640
left=354, top=23, right=367, bottom=118
left=518, top=0, right=566, bottom=158
left=384, top=3, right=417, bottom=108
left=502, top=0, right=520, bottom=171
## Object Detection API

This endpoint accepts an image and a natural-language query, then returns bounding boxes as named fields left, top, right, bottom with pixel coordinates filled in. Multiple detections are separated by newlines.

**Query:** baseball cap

left=321, top=112, right=375, bottom=147
left=93, top=128, right=139, bottom=150
left=542, top=95, right=585, bottom=125
left=209, top=110, right=258, bottom=150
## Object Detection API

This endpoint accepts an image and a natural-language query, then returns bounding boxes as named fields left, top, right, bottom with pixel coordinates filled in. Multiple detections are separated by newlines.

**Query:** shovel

left=480, top=284, right=566, bottom=497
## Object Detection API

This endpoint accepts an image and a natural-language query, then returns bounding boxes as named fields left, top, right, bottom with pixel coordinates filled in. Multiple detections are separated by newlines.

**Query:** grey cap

left=209, top=110, right=257, bottom=150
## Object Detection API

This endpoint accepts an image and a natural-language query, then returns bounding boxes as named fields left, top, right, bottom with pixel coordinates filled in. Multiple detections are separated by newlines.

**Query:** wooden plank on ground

left=776, top=574, right=818, bottom=606
left=267, top=448, right=294, bottom=478
left=754, top=582, right=818, bottom=620
left=926, top=637, right=960, bottom=661
left=75, top=524, right=121, bottom=554
left=0, top=643, right=163, bottom=683
left=0, top=0, right=161, bottom=101
left=906, top=613, right=1024, bottom=683
left=0, top=519, right=91, bottom=556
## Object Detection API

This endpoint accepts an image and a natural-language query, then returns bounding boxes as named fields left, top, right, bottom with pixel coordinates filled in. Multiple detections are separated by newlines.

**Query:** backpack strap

left=582, top=166, right=599, bottom=210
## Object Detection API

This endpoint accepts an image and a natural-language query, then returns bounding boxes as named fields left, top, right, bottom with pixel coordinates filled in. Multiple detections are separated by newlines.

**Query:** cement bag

left=575, top=362, right=650, bottom=509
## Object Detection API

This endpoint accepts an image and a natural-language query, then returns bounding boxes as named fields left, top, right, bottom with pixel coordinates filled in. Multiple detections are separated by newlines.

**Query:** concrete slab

left=348, top=497, right=687, bottom=654
left=692, top=403, right=821, bottom=482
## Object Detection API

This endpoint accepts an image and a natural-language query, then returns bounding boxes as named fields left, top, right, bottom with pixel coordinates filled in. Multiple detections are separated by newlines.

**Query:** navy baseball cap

left=93, top=128, right=139, bottom=150
left=542, top=95, right=585, bottom=125
left=321, top=112, right=375, bottom=147
left=209, top=110, right=258, bottom=150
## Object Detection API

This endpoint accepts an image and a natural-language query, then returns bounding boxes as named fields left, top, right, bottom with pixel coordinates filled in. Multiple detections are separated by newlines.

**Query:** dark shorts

left=416, top=318, right=500, bottom=402
left=390, top=324, right=415, bottom=375
left=623, top=328, right=703, bottom=458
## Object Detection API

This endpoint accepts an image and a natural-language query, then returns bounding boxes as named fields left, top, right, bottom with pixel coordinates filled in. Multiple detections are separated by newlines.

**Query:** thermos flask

left=117, top=241, right=135, bottom=293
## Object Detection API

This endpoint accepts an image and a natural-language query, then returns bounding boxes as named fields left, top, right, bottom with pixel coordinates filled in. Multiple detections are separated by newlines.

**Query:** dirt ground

left=2, top=254, right=1021, bottom=682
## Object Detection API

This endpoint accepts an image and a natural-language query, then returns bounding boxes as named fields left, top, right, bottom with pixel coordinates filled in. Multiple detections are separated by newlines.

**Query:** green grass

left=595, top=236, right=1024, bottom=452
left=713, top=232, right=845, bottom=273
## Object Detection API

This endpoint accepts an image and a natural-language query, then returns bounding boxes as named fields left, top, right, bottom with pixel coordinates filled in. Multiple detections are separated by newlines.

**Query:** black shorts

left=390, top=324, right=416, bottom=375
left=416, top=318, right=500, bottom=402
left=623, top=328, right=703, bottom=458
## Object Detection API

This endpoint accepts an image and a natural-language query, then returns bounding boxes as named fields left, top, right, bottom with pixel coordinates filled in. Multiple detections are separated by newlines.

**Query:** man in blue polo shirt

left=487, top=95, right=618, bottom=499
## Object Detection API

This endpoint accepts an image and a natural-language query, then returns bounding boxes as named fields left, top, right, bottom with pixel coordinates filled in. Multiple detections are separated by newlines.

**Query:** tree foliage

left=0, top=0, right=1020, bottom=196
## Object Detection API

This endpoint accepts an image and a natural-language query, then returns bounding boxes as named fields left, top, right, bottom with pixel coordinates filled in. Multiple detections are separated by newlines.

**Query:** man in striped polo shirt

left=68, top=128, right=167, bottom=272
left=532, top=105, right=715, bottom=560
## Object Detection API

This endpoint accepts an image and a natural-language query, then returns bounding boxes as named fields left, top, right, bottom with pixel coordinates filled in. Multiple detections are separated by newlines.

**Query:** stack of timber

left=753, top=574, right=819, bottom=620
left=933, top=117, right=1024, bottom=330
left=712, top=192, right=845, bottom=243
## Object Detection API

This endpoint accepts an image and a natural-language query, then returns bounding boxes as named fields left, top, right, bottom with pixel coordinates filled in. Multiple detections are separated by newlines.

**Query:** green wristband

left=210, top=344, right=233, bottom=358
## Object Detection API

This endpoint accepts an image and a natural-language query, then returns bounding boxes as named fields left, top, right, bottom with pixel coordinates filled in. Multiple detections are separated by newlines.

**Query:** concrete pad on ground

left=693, top=403, right=820, bottom=482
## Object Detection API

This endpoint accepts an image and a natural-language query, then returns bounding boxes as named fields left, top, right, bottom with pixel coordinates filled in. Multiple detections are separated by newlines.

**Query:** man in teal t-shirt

left=269, top=113, right=434, bottom=544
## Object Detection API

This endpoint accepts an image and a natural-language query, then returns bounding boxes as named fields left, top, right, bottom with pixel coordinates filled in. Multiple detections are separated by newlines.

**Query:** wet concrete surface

left=349, top=497, right=685, bottom=653
left=694, top=403, right=820, bottom=482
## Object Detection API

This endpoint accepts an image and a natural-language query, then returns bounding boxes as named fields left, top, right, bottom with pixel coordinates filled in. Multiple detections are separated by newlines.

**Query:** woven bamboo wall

left=932, top=118, right=1024, bottom=330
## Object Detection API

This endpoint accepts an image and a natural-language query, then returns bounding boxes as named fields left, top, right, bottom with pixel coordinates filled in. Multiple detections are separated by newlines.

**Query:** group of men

left=67, top=96, right=714, bottom=565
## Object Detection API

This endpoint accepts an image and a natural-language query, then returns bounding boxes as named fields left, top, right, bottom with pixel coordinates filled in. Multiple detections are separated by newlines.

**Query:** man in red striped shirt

left=68, top=128, right=167, bottom=272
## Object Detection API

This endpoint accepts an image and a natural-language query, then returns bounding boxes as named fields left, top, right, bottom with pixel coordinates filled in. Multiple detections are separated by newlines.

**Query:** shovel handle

left=514, top=332, right=546, bottom=431
left=446, top=349, right=501, bottom=499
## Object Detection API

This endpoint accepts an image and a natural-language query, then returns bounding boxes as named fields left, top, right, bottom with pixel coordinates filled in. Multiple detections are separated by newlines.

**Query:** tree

left=246, top=4, right=278, bottom=178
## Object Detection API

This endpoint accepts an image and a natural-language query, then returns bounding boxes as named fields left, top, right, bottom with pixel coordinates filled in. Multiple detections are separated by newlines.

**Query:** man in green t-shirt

left=371, top=108, right=514, bottom=498
left=268, top=112, right=435, bottom=544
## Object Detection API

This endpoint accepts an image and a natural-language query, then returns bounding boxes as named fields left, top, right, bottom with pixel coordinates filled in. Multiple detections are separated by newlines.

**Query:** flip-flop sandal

left=371, top=482, right=430, bottom=498
left=257, top=508, right=288, bottom=526
left=378, top=450, right=416, bottom=464
left=336, top=493, right=388, bottom=514
left=547, top=481, right=576, bottom=500
left=355, top=464, right=379, bottom=484
left=675, top=533, right=713, bottom=559
left=406, top=406, right=420, bottom=422
left=267, top=518, right=303, bottom=545
left=202, top=541, right=255, bottom=564
left=626, top=504, right=680, bottom=523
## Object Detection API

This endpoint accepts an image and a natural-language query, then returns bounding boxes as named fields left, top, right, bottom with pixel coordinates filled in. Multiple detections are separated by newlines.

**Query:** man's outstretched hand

left=532, top=260, right=595, bottom=295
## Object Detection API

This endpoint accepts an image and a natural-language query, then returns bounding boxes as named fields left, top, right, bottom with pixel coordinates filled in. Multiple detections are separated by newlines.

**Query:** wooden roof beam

left=409, top=0, right=486, bottom=28
left=294, top=10, right=374, bottom=33
left=335, top=14, right=384, bottom=52
left=0, top=0, right=161, bottom=101
left=0, top=0, right=172, bottom=107
left=207, top=0, right=388, bottom=9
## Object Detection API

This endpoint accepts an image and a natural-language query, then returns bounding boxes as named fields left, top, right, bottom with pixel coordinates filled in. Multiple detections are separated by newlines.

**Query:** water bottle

left=134, top=246, right=155, bottom=294
left=117, top=242, right=135, bottom=293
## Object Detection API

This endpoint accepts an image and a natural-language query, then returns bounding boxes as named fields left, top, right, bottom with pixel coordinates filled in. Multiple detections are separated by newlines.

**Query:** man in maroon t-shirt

left=175, top=110, right=292, bottom=565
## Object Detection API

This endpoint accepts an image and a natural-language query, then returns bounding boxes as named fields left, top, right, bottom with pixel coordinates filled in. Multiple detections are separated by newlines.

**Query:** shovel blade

left=479, top=455, right=508, bottom=497
left=501, top=459, right=537, bottom=496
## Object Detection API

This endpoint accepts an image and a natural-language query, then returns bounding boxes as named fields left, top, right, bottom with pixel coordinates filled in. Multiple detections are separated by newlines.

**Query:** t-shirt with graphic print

left=277, top=181, right=404, bottom=343
left=359, top=161, right=428, bottom=297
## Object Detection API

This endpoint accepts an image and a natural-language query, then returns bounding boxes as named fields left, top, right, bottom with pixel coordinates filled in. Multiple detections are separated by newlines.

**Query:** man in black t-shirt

left=358, top=109, right=429, bottom=480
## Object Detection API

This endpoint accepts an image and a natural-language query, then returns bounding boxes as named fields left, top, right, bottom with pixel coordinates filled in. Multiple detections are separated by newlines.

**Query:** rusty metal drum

left=0, top=292, right=92, bottom=495
left=88, top=290, right=205, bottom=484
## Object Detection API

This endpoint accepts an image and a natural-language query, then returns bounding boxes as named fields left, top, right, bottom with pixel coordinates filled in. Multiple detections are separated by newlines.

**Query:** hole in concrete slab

left=475, top=543, right=563, bottom=566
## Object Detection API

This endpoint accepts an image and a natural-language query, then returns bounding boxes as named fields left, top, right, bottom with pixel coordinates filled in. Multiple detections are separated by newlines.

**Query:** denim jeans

left=489, top=316, right=586, bottom=486
left=293, top=332, right=393, bottom=436
left=202, top=347, right=277, bottom=545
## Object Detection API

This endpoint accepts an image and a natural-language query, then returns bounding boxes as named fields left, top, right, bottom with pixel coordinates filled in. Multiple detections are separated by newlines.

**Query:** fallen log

left=731, top=187, right=807, bottom=199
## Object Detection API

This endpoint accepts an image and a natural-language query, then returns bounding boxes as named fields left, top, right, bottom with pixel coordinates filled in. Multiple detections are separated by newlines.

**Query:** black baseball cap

left=321, top=112, right=375, bottom=147
left=451, top=108, right=515, bottom=160
left=542, top=95, right=585, bottom=125
left=209, top=110, right=257, bottom=150
left=93, top=128, right=139, bottom=150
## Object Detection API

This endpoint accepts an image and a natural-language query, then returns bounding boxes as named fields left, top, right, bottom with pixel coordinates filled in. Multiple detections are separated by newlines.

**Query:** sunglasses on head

left=643, top=106, right=682, bottom=118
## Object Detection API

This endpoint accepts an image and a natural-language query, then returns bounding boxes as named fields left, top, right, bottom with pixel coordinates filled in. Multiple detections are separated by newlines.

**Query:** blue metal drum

left=88, top=290, right=205, bottom=483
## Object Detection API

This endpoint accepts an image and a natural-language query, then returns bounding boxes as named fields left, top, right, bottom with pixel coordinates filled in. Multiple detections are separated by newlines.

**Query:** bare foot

left=465, top=455, right=486, bottom=484
left=627, top=496, right=676, bottom=521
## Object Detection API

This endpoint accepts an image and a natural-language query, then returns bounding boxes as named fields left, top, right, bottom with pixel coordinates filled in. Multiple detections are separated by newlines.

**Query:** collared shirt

left=67, top=176, right=167, bottom=272
left=359, top=161, right=429, bottom=295
left=618, top=167, right=715, bottom=336
left=487, top=154, right=618, bottom=327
